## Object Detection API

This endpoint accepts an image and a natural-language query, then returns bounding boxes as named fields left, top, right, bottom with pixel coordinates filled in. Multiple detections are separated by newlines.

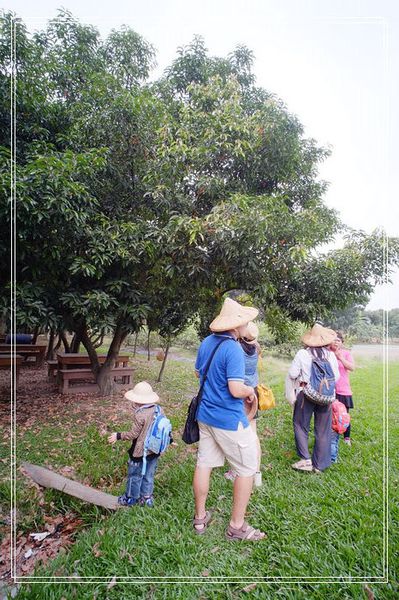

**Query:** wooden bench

left=0, top=354, right=23, bottom=387
left=59, top=366, right=134, bottom=394
left=56, top=353, right=129, bottom=370
left=47, top=359, right=58, bottom=381
left=0, top=344, right=46, bottom=367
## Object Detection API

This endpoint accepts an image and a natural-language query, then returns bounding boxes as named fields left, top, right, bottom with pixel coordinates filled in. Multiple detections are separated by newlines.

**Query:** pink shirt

left=335, top=349, right=353, bottom=395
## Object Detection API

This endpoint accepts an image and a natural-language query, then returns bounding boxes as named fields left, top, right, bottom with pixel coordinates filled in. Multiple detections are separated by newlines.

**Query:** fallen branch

left=21, top=462, right=119, bottom=510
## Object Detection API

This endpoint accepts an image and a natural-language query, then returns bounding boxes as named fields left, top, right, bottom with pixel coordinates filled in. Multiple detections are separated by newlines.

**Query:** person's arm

left=108, top=413, right=142, bottom=444
left=194, top=345, right=202, bottom=379
left=225, top=341, right=256, bottom=400
left=329, top=352, right=340, bottom=382
left=228, top=380, right=255, bottom=399
left=337, top=350, right=355, bottom=371
left=288, top=350, right=303, bottom=380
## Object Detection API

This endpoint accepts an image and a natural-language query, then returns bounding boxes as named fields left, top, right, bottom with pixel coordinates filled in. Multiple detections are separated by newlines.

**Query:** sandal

left=193, top=510, right=212, bottom=535
left=225, top=521, right=266, bottom=541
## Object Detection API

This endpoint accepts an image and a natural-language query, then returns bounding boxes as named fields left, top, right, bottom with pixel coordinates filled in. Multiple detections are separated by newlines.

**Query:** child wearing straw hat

left=108, top=381, right=168, bottom=507
left=288, top=323, right=340, bottom=473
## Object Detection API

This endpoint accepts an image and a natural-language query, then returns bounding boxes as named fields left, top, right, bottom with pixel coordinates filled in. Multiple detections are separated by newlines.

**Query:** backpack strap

left=196, top=338, right=230, bottom=416
left=141, top=405, right=161, bottom=475
left=135, top=403, right=157, bottom=414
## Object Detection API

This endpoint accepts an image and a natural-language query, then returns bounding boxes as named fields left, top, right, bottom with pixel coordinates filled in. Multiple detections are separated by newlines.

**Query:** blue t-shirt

left=195, top=333, right=248, bottom=431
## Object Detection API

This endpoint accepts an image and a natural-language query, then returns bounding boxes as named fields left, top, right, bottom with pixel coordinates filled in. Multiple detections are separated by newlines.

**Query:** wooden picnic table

left=56, top=353, right=133, bottom=394
left=56, top=353, right=130, bottom=368
left=0, top=354, right=23, bottom=386
left=0, top=344, right=46, bottom=367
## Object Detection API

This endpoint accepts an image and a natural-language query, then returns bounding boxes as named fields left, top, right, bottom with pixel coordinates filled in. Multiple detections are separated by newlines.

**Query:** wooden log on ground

left=21, top=462, right=120, bottom=510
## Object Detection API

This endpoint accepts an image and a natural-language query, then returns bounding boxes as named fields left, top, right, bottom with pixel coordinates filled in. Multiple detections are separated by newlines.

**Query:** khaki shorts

left=197, top=421, right=258, bottom=477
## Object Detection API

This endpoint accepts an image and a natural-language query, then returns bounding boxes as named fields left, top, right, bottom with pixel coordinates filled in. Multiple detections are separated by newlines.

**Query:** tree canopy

left=1, top=10, right=398, bottom=389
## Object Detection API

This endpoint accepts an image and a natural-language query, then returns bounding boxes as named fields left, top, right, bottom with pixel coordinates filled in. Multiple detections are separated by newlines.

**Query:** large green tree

left=1, top=11, right=398, bottom=393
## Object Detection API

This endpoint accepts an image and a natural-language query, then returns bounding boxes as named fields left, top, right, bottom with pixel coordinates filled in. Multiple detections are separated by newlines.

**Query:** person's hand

left=247, top=392, right=257, bottom=404
left=108, top=432, right=118, bottom=444
left=335, top=350, right=343, bottom=360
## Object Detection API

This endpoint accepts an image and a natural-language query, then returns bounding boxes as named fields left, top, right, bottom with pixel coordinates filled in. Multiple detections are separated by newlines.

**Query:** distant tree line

left=328, top=306, right=399, bottom=342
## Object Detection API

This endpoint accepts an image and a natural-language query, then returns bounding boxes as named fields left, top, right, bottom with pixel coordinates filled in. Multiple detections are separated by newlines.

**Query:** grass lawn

left=2, top=351, right=398, bottom=599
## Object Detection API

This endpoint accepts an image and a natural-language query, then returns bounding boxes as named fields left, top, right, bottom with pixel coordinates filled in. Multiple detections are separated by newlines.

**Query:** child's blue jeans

left=331, top=431, right=340, bottom=463
left=125, top=455, right=159, bottom=501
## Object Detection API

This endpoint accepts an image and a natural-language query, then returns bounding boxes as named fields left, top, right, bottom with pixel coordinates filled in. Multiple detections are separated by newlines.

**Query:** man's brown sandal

left=225, top=521, right=266, bottom=541
left=193, top=510, right=212, bottom=535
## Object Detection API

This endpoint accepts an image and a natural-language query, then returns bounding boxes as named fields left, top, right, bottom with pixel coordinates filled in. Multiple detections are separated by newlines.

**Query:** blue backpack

left=140, top=405, right=172, bottom=475
left=303, top=354, right=336, bottom=406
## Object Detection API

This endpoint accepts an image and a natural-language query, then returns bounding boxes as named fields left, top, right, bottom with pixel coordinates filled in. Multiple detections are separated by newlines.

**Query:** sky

left=5, top=0, right=399, bottom=309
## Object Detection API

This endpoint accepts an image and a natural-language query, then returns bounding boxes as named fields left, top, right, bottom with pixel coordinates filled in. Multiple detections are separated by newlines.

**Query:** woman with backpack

left=287, top=323, right=340, bottom=473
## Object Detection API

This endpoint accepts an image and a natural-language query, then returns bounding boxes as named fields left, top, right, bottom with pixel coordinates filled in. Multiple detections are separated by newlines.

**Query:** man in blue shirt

left=192, top=298, right=266, bottom=542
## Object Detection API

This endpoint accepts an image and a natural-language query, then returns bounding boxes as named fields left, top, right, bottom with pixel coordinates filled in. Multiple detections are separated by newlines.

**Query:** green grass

left=5, top=354, right=399, bottom=599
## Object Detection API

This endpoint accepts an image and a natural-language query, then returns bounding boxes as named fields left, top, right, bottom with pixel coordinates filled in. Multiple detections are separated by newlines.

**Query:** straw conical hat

left=209, top=298, right=259, bottom=332
left=301, top=323, right=337, bottom=348
left=124, top=381, right=160, bottom=404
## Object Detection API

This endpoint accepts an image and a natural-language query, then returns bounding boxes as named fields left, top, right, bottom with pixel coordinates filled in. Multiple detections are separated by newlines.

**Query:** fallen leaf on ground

left=263, top=427, right=274, bottom=437
left=107, top=575, right=117, bottom=589
left=242, top=583, right=257, bottom=593
left=30, top=531, right=51, bottom=542
left=364, top=585, right=375, bottom=600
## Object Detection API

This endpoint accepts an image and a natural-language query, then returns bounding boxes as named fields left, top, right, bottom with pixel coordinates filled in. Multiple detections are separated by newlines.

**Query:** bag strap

left=135, top=404, right=157, bottom=414
left=197, top=337, right=230, bottom=405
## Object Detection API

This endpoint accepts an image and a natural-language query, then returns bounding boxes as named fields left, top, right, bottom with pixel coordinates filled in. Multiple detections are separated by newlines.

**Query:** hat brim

left=209, top=307, right=259, bottom=332
left=301, top=329, right=336, bottom=347
left=124, top=390, right=160, bottom=404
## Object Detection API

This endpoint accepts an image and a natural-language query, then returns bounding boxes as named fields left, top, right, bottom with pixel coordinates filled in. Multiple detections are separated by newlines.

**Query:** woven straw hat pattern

left=209, top=298, right=259, bottom=332
left=124, top=381, right=160, bottom=405
left=301, top=323, right=337, bottom=348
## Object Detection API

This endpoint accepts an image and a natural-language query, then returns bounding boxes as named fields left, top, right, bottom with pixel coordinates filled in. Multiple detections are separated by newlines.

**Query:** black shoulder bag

left=182, top=339, right=228, bottom=444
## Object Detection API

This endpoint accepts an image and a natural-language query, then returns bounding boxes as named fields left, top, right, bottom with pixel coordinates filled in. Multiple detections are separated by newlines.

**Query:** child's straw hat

left=124, top=381, right=160, bottom=404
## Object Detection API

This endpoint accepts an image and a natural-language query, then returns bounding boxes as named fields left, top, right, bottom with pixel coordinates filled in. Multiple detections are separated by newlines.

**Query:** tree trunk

left=96, top=363, right=118, bottom=396
left=147, top=329, right=151, bottom=361
left=70, top=332, right=81, bottom=353
left=92, top=328, right=105, bottom=349
left=54, top=334, right=62, bottom=353
left=59, top=330, right=70, bottom=353
left=80, top=327, right=100, bottom=374
left=84, top=323, right=127, bottom=396
left=133, top=331, right=138, bottom=357
left=32, top=326, right=39, bottom=344
left=157, top=339, right=171, bottom=383
left=45, top=328, right=55, bottom=361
